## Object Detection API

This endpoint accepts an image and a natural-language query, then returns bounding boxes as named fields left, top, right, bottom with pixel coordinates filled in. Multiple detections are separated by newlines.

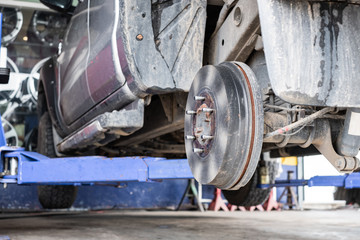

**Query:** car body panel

left=40, top=0, right=206, bottom=141
left=58, top=0, right=125, bottom=125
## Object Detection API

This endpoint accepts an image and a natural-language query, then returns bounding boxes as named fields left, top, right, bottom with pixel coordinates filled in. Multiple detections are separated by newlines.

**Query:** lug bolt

left=194, top=96, right=205, bottom=101
left=202, top=108, right=214, bottom=113
left=201, top=135, right=214, bottom=140
left=193, top=148, right=204, bottom=153
left=186, top=135, right=196, bottom=140
left=186, top=110, right=196, bottom=115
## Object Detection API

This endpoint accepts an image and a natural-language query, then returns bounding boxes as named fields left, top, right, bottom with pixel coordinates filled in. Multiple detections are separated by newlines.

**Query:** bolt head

left=136, top=34, right=143, bottom=41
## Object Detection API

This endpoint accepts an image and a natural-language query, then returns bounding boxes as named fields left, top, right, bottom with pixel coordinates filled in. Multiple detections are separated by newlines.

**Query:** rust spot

left=197, top=103, right=207, bottom=114
left=231, top=63, right=257, bottom=188
left=192, top=91, right=216, bottom=157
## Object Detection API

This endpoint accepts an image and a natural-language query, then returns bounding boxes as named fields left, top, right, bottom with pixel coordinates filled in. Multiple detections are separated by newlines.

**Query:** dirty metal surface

left=122, top=0, right=207, bottom=92
left=185, top=62, right=263, bottom=190
left=192, top=91, right=216, bottom=158
left=206, top=0, right=260, bottom=64
left=258, top=0, right=360, bottom=107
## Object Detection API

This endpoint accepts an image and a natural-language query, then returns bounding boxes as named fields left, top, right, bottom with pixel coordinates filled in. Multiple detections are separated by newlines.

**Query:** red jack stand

left=228, top=204, right=246, bottom=212
left=263, top=189, right=281, bottom=211
left=208, top=188, right=229, bottom=211
left=228, top=204, right=264, bottom=212
left=249, top=205, right=264, bottom=212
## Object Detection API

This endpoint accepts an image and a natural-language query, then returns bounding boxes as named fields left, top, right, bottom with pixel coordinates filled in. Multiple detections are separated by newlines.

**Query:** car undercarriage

left=34, top=0, right=360, bottom=208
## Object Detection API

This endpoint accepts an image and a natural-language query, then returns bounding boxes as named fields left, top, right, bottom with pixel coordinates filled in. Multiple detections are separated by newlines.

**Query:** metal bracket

left=205, top=0, right=260, bottom=64
left=312, top=120, right=360, bottom=173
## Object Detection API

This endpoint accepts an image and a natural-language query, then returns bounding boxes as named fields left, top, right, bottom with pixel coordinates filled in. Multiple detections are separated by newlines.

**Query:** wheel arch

left=38, top=56, right=66, bottom=137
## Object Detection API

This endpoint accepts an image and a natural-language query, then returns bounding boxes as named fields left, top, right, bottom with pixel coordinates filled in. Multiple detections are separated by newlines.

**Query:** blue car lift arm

left=259, top=173, right=360, bottom=189
left=0, top=147, right=193, bottom=185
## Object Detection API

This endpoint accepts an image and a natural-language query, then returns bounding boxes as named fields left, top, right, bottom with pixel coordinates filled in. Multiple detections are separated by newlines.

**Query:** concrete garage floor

left=0, top=209, right=359, bottom=240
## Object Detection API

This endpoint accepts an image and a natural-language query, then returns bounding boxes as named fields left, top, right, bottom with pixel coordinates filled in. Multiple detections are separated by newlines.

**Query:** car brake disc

left=184, top=62, right=263, bottom=190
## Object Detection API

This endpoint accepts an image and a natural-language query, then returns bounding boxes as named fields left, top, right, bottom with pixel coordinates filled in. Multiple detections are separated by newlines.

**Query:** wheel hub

left=188, top=91, right=216, bottom=157
left=185, top=62, right=264, bottom=190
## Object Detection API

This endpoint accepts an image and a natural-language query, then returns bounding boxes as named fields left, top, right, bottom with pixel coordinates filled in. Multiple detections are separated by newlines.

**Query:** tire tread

left=37, top=112, right=77, bottom=209
left=223, top=161, right=277, bottom=207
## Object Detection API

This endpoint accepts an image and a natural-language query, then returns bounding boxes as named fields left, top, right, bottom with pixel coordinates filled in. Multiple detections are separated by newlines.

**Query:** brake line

left=264, top=107, right=334, bottom=139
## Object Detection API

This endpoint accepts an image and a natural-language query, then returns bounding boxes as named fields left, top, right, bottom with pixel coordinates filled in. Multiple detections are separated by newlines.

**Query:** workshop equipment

left=0, top=13, right=10, bottom=84
left=177, top=179, right=205, bottom=212
left=228, top=205, right=246, bottom=212
left=260, top=173, right=360, bottom=190
left=262, top=189, right=281, bottom=211
left=277, top=171, right=299, bottom=209
left=208, top=188, right=229, bottom=212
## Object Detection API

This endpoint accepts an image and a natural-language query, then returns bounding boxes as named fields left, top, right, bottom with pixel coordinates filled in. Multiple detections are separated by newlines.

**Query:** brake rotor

left=185, top=62, right=263, bottom=190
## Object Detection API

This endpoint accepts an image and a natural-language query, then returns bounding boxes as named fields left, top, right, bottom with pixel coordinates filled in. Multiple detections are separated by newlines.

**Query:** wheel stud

left=185, top=135, right=196, bottom=140
left=193, top=148, right=204, bottom=153
left=186, top=110, right=196, bottom=115
left=194, top=96, right=205, bottom=101
left=202, top=108, right=214, bottom=113
left=201, top=135, right=214, bottom=140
